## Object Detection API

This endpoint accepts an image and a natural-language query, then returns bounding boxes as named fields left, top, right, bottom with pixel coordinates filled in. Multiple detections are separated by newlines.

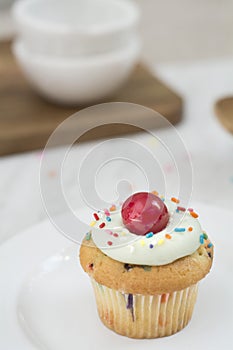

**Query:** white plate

left=0, top=202, right=232, bottom=350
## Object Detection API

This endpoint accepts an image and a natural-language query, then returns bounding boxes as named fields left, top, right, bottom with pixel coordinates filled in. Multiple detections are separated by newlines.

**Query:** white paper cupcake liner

left=91, top=279, right=198, bottom=338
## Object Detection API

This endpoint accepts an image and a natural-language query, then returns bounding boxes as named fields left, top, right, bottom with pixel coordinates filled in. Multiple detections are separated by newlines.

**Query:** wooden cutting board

left=0, top=42, right=183, bottom=156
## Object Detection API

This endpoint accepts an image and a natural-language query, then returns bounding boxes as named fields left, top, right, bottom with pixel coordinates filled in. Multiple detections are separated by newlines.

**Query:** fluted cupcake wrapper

left=91, top=279, right=198, bottom=338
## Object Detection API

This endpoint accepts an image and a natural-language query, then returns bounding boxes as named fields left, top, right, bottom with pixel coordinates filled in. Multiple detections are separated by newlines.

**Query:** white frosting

left=91, top=199, right=202, bottom=266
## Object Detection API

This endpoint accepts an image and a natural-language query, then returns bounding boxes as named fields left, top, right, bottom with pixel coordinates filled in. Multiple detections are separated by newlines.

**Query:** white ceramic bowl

left=13, top=38, right=140, bottom=105
left=12, top=0, right=139, bottom=57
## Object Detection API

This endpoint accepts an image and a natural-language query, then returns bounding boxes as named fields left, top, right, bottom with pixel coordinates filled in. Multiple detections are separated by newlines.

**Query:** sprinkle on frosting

left=85, top=231, right=92, bottom=240
left=158, top=238, right=165, bottom=246
left=171, top=197, right=180, bottom=203
left=151, top=190, right=159, bottom=195
left=104, top=209, right=110, bottom=216
left=174, top=227, right=186, bottom=232
left=110, top=205, right=116, bottom=212
left=91, top=194, right=205, bottom=266
left=93, top=213, right=99, bottom=221
left=177, top=206, right=186, bottom=212
left=146, top=232, right=153, bottom=238
left=203, top=232, right=208, bottom=240
left=190, top=211, right=199, bottom=218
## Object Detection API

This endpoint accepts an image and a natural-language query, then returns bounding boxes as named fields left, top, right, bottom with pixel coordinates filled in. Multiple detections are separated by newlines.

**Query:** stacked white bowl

left=12, top=0, right=140, bottom=105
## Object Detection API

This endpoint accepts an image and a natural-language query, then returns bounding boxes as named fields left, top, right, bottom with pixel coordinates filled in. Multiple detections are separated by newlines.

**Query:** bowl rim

left=12, top=37, right=141, bottom=67
left=12, top=0, right=140, bottom=36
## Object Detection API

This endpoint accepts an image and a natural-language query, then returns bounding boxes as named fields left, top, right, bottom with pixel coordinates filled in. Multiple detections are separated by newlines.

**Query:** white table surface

left=1, top=59, right=233, bottom=244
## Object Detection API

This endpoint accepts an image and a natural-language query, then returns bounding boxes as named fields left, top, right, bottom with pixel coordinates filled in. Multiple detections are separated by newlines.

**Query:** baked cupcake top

left=80, top=237, right=213, bottom=294
left=90, top=192, right=205, bottom=266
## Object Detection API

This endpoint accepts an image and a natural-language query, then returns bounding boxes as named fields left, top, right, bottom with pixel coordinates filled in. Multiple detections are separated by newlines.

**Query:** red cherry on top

left=121, top=192, right=169, bottom=236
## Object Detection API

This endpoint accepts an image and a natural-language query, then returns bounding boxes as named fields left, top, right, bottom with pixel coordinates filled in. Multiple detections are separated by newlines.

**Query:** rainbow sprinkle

left=207, top=242, right=213, bottom=248
left=85, top=232, right=91, bottom=240
left=188, top=227, right=193, bottom=232
left=165, top=233, right=172, bottom=239
left=99, top=222, right=105, bottom=229
left=140, top=240, right=145, bottom=247
left=107, top=241, right=113, bottom=246
left=149, top=244, right=154, bottom=249
left=93, top=213, right=99, bottom=221
left=106, top=216, right=111, bottom=222
left=203, top=232, right=208, bottom=240
left=158, top=238, right=165, bottom=246
left=174, top=227, right=186, bottom=232
left=190, top=211, right=199, bottom=218
left=177, top=206, right=186, bottom=212
left=200, top=234, right=204, bottom=244
left=104, top=209, right=110, bottom=216
left=152, top=190, right=159, bottom=196
left=90, top=221, right=96, bottom=227
left=171, top=197, right=180, bottom=203
left=146, top=232, right=153, bottom=238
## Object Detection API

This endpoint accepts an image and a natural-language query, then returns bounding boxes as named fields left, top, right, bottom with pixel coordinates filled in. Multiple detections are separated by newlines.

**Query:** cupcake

left=79, top=192, right=213, bottom=338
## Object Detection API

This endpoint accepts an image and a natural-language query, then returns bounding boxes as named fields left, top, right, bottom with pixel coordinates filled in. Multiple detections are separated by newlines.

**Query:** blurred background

left=0, top=0, right=233, bottom=243
left=137, top=0, right=233, bottom=63
left=2, top=0, right=233, bottom=61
